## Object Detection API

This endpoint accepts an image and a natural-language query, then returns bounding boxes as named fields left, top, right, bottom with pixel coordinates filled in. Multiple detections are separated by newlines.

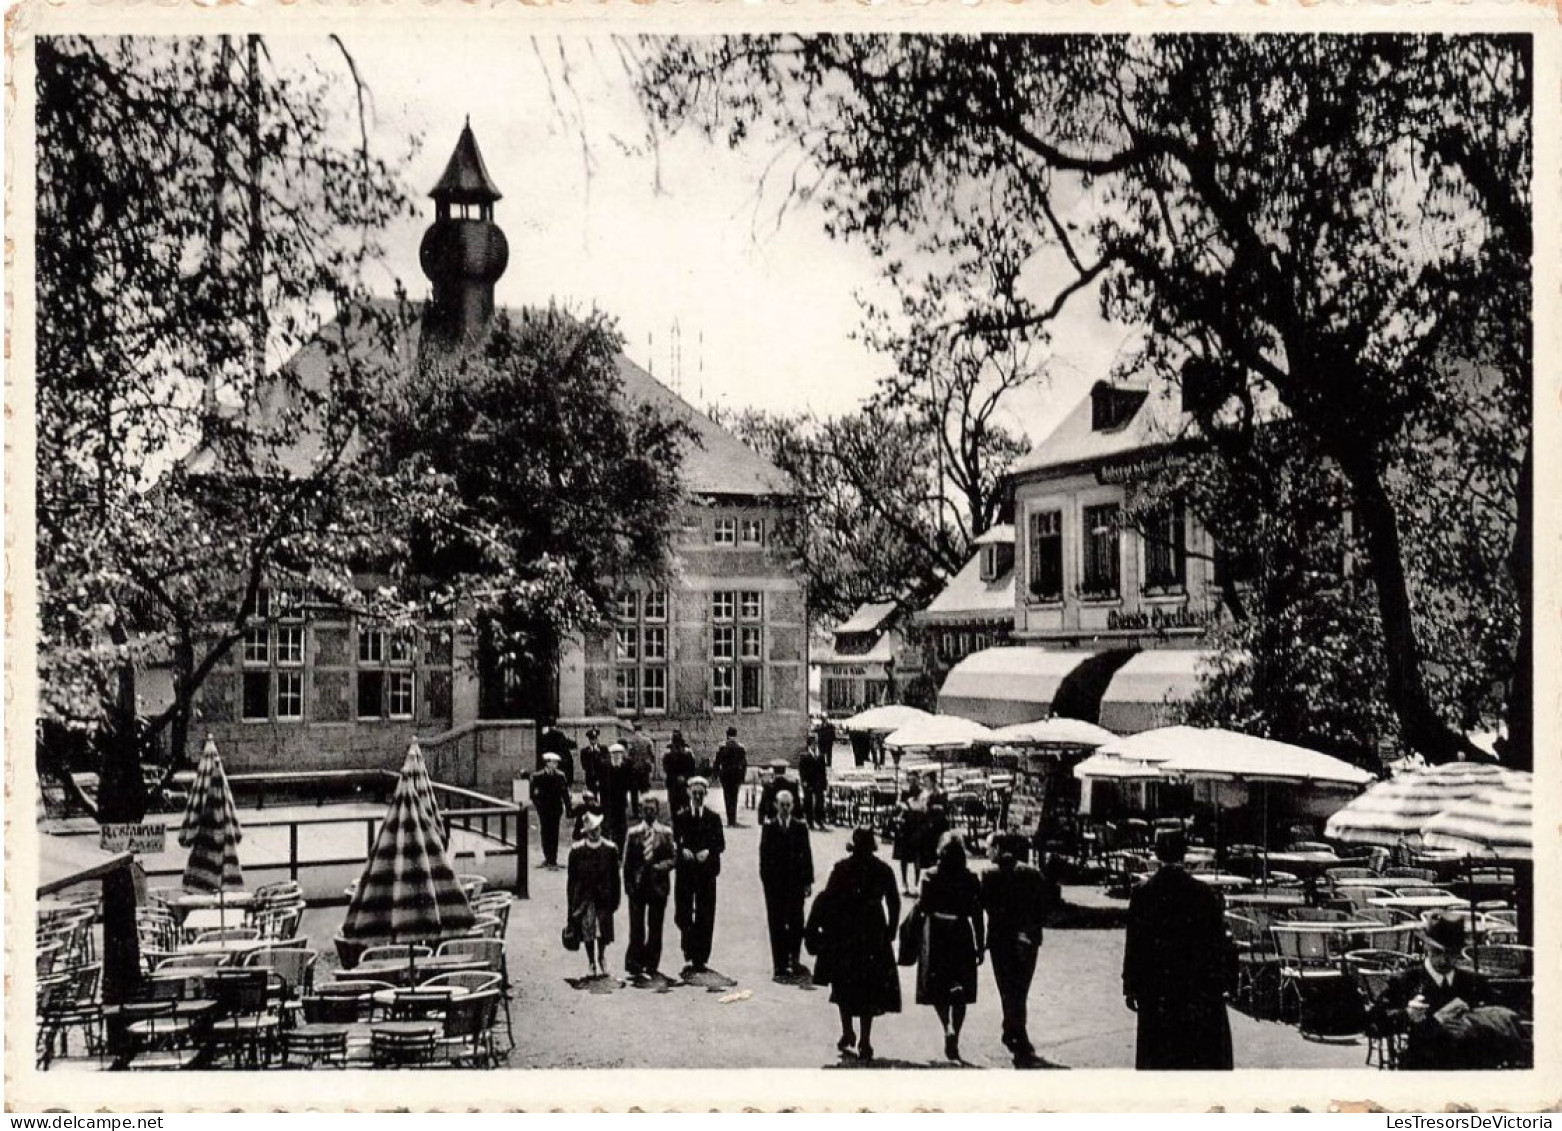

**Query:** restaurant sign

left=100, top=823, right=166, bottom=854
left=1095, top=452, right=1179, bottom=485
left=1106, top=606, right=1214, bottom=632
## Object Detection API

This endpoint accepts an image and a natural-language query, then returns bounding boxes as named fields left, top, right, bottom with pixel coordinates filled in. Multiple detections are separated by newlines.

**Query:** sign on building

left=100, top=823, right=166, bottom=855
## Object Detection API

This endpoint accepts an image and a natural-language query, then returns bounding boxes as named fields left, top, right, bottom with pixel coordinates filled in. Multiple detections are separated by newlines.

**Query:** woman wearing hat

left=915, top=831, right=985, bottom=1062
left=566, top=812, right=622, bottom=979
left=805, top=826, right=901, bottom=1061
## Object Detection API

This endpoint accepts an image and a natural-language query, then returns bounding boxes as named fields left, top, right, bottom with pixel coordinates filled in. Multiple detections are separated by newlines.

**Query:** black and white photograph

left=7, top=8, right=1555, bottom=1111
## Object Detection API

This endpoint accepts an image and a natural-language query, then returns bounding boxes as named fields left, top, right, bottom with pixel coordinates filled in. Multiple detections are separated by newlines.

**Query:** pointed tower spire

left=419, top=121, right=509, bottom=355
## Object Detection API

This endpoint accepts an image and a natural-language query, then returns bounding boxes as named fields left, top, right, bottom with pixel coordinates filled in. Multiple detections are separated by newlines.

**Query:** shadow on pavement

left=565, top=974, right=628, bottom=993
left=681, top=968, right=739, bottom=992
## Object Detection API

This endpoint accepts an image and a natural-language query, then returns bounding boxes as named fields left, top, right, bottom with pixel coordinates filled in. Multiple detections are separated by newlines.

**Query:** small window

left=276, top=626, right=305, bottom=666
left=388, top=672, right=416, bottom=719
left=740, top=626, right=763, bottom=660
left=642, top=667, right=667, bottom=713
left=242, top=672, right=270, bottom=720
left=981, top=545, right=999, bottom=582
left=276, top=671, right=304, bottom=720
left=644, top=589, right=667, bottom=622
left=714, top=518, right=737, bottom=546
left=740, top=665, right=764, bottom=711
left=740, top=518, right=764, bottom=546
left=1081, top=503, right=1122, bottom=600
left=615, top=592, right=639, bottom=621
left=358, top=628, right=386, bottom=665
left=739, top=591, right=763, bottom=621
left=242, top=627, right=270, bottom=665
left=615, top=626, right=639, bottom=662
left=643, top=627, right=667, bottom=662
left=357, top=670, right=385, bottom=719
left=615, top=668, right=638, bottom=712
left=712, top=591, right=736, bottom=622
left=713, top=626, right=736, bottom=661
left=711, top=666, right=735, bottom=711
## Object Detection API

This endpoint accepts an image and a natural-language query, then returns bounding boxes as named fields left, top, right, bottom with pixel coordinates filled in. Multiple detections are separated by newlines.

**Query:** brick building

left=191, top=124, right=806, bottom=776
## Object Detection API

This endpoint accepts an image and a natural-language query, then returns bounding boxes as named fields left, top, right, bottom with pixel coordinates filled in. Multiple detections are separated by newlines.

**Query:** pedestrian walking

left=663, top=730, right=698, bottom=818
left=672, top=777, right=725, bottom=974
left=798, top=734, right=829, bottom=829
left=805, top=826, right=901, bottom=1062
left=817, top=716, right=837, bottom=766
left=893, top=771, right=929, bottom=895
left=580, top=727, right=610, bottom=797
left=713, top=727, right=749, bottom=827
left=980, top=832, right=1054, bottom=1065
left=602, top=743, right=636, bottom=849
left=1122, top=828, right=1234, bottom=1070
left=758, top=758, right=801, bottom=825
left=915, top=831, right=984, bottom=1063
left=538, top=719, right=576, bottom=786
left=622, top=796, right=677, bottom=982
left=849, top=728, right=871, bottom=768
left=626, top=719, right=656, bottom=796
left=566, top=813, right=622, bottom=979
left=529, top=752, right=569, bottom=868
left=570, top=790, right=604, bottom=843
left=759, top=790, right=814, bottom=978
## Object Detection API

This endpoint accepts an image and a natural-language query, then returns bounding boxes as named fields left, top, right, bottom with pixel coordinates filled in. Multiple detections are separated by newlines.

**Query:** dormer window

left=981, top=545, right=999, bottom=582
left=1091, top=383, right=1148, bottom=432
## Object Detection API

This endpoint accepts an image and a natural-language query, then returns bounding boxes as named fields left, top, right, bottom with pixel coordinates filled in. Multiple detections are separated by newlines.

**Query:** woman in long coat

left=915, top=832, right=984, bottom=1062
left=567, top=813, right=623, bottom=978
left=805, top=826, right=901, bottom=1062
left=892, top=772, right=929, bottom=895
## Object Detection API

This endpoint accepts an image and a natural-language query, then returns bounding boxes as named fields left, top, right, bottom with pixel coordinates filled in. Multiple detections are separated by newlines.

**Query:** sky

left=282, top=33, right=1141, bottom=448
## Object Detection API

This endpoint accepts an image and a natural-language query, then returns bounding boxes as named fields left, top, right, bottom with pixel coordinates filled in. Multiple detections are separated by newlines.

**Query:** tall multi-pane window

left=712, top=665, right=735, bottom=712
left=1081, top=503, right=1122, bottom=599
left=1142, top=502, right=1187, bottom=595
left=241, top=587, right=306, bottom=722
left=737, top=590, right=764, bottom=711
left=1028, top=510, right=1064, bottom=602
left=358, top=626, right=416, bottom=721
left=613, top=589, right=670, bottom=714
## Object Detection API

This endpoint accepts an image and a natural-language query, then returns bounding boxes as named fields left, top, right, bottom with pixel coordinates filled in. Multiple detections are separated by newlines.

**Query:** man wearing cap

left=529, top=752, right=569, bottom=868
left=623, top=796, right=677, bottom=981
left=672, top=777, right=726, bottom=974
left=758, top=758, right=802, bottom=826
left=602, top=743, right=636, bottom=849
left=980, top=833, right=1056, bottom=1065
left=1122, top=828, right=1234, bottom=1070
left=712, top=727, right=749, bottom=828
left=1368, top=914, right=1516, bottom=1070
left=580, top=728, right=610, bottom=797
left=759, top=790, right=814, bottom=978
left=663, top=731, right=698, bottom=818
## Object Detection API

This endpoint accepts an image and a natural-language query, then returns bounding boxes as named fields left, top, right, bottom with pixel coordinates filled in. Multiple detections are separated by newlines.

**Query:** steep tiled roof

left=1012, top=381, right=1190, bottom=479
left=430, top=122, right=503, bottom=204
left=920, top=552, right=1014, bottom=622
left=188, top=302, right=794, bottom=499
left=833, top=601, right=899, bottom=636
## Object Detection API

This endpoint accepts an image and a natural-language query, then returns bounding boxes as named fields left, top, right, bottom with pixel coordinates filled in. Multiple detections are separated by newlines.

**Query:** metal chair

left=195, top=927, right=261, bottom=945
left=1272, top=924, right=1350, bottom=1036
left=281, top=1026, right=349, bottom=1069
left=37, top=963, right=103, bottom=1066
left=420, top=970, right=502, bottom=995
left=359, top=944, right=432, bottom=966
left=440, top=991, right=502, bottom=1068
left=370, top=1025, right=441, bottom=1068
left=435, top=938, right=511, bottom=1050
left=204, top=969, right=281, bottom=1068
left=1345, top=950, right=1416, bottom=1069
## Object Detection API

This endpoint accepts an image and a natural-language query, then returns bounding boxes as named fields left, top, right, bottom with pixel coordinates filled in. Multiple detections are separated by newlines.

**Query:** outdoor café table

left=1193, top=873, right=1254, bottom=892
left=1367, top=894, right=1467, bottom=913
left=1333, top=876, right=1436, bottom=890
left=371, top=985, right=470, bottom=1010
left=168, top=892, right=254, bottom=920
left=1226, top=891, right=1307, bottom=911
left=181, top=909, right=251, bottom=937
left=176, top=938, right=267, bottom=961
left=1258, top=852, right=1341, bottom=878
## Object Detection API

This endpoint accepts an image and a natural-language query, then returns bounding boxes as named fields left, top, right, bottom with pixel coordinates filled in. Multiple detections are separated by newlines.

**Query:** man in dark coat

left=797, top=736, right=830, bottom=830
left=712, top=727, right=749, bottom=828
left=538, top=720, right=576, bottom=786
left=625, top=719, right=656, bottom=796
left=1122, top=829, right=1234, bottom=1070
left=758, top=789, right=814, bottom=978
left=816, top=717, right=837, bottom=766
left=622, top=796, right=677, bottom=980
left=758, top=758, right=802, bottom=825
left=979, top=833, right=1055, bottom=1064
left=579, top=728, right=610, bottom=797
left=528, top=752, right=569, bottom=868
left=601, top=743, right=637, bottom=850
left=662, top=732, right=698, bottom=818
left=849, top=729, right=871, bottom=768
left=1367, top=914, right=1519, bottom=1070
left=672, top=778, right=726, bottom=974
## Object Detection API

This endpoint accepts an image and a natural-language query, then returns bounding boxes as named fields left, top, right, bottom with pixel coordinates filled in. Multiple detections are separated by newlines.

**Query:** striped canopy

left=1324, top=761, right=1512, bottom=846
left=399, top=739, right=446, bottom=851
left=1423, top=771, right=1532, bottom=861
left=178, top=736, right=245, bottom=893
left=340, top=752, right=475, bottom=941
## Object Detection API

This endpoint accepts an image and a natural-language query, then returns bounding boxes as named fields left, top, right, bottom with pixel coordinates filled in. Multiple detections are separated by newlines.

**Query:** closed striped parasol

left=1324, top=760, right=1510, bottom=846
left=179, top=735, right=245, bottom=895
left=399, top=739, right=446, bottom=851
left=1423, top=771, right=1532, bottom=860
left=340, top=754, right=475, bottom=942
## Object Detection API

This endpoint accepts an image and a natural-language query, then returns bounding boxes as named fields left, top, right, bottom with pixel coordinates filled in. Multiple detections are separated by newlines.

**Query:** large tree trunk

left=1340, top=458, right=1485, bottom=764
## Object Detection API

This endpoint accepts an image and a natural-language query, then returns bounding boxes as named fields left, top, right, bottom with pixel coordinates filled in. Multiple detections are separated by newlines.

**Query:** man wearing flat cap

left=602, top=742, right=636, bottom=849
left=529, top=752, right=569, bottom=868
left=980, top=832, right=1056, bottom=1064
left=1368, top=913, right=1522, bottom=1069
left=758, top=758, right=802, bottom=826
left=672, top=777, right=726, bottom=974
left=1122, top=827, right=1234, bottom=1070
left=580, top=727, right=610, bottom=797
